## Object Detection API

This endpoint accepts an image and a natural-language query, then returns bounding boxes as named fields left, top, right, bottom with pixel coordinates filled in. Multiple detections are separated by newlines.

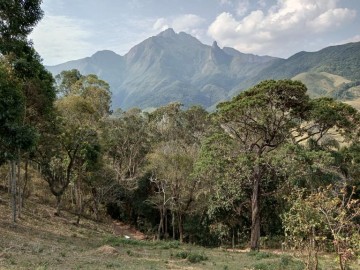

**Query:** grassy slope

left=292, top=72, right=351, bottom=98
left=1, top=188, right=359, bottom=270
left=345, top=97, right=360, bottom=110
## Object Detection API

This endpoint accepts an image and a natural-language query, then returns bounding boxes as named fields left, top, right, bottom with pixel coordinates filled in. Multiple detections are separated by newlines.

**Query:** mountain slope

left=292, top=72, right=351, bottom=98
left=46, top=28, right=278, bottom=110
left=46, top=29, right=360, bottom=110
left=253, top=42, right=360, bottom=81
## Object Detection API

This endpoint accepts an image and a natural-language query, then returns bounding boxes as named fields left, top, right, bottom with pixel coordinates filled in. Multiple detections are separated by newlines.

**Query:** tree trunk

left=232, top=228, right=235, bottom=250
left=337, top=244, right=345, bottom=270
left=172, top=211, right=176, bottom=240
left=10, top=161, right=17, bottom=224
left=178, top=214, right=184, bottom=243
left=157, top=206, right=164, bottom=240
left=17, top=157, right=22, bottom=218
left=8, top=163, right=11, bottom=194
left=55, top=194, right=62, bottom=216
left=75, top=173, right=83, bottom=225
left=164, top=209, right=168, bottom=239
left=250, top=165, right=261, bottom=251
left=21, top=159, right=29, bottom=207
left=91, top=187, right=99, bottom=221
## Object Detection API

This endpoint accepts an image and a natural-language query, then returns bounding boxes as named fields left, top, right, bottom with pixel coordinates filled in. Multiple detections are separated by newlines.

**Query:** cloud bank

left=208, top=0, right=356, bottom=57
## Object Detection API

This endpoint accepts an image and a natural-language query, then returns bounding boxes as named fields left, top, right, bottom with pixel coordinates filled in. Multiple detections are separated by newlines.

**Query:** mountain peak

left=212, top=41, right=220, bottom=50
left=92, top=50, right=119, bottom=58
left=157, top=28, right=176, bottom=38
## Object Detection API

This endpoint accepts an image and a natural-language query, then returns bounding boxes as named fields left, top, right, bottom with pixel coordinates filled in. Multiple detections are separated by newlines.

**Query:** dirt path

left=112, top=221, right=146, bottom=240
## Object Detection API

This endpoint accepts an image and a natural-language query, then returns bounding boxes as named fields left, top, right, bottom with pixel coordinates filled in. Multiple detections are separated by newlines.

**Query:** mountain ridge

left=46, top=28, right=360, bottom=110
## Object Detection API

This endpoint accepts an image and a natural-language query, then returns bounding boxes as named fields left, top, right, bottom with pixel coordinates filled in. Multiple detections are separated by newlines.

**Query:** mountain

left=47, top=28, right=278, bottom=110
left=46, top=29, right=360, bottom=110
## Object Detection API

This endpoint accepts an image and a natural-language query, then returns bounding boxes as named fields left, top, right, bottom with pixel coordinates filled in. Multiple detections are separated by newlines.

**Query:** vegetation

left=1, top=1, right=360, bottom=269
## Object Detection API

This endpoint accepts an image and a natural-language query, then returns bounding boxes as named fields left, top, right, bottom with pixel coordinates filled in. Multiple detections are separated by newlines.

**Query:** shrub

left=175, top=251, right=208, bottom=263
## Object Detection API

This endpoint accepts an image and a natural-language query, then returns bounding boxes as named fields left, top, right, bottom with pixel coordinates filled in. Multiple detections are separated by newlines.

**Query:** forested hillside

left=1, top=2, right=360, bottom=270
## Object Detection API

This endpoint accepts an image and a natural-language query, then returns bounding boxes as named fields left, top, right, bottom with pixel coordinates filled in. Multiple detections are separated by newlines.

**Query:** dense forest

left=1, top=2, right=360, bottom=270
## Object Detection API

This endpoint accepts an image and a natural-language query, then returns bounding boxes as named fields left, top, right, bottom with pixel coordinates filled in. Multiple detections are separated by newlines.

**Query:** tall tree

left=0, top=59, right=37, bottom=223
left=0, top=0, right=51, bottom=223
left=38, top=70, right=111, bottom=217
left=147, top=103, right=209, bottom=241
left=215, top=80, right=310, bottom=250
left=211, top=80, right=359, bottom=250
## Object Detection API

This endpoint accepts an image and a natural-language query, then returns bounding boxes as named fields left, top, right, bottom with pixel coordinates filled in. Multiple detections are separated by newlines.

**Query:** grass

left=345, top=97, right=360, bottom=110
left=1, top=189, right=360, bottom=269
left=292, top=71, right=351, bottom=98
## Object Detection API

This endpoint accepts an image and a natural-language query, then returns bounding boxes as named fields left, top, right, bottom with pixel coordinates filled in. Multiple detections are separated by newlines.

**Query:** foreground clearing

left=0, top=190, right=359, bottom=270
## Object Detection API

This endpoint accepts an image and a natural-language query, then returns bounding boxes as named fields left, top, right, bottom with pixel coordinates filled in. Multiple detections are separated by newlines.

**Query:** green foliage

left=257, top=42, right=360, bottom=82
left=0, top=0, right=43, bottom=43
left=310, top=97, right=360, bottom=138
left=175, top=251, right=208, bottom=263
left=0, top=60, right=38, bottom=162
left=283, top=185, right=360, bottom=270
left=203, top=80, right=313, bottom=249
left=145, top=103, right=210, bottom=241
left=248, top=253, right=305, bottom=270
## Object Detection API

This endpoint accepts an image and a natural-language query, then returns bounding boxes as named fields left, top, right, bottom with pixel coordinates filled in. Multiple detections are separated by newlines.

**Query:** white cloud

left=217, top=0, right=251, bottom=16
left=338, top=34, right=360, bottom=44
left=308, top=8, right=356, bottom=31
left=152, top=14, right=205, bottom=33
left=173, top=14, right=206, bottom=32
left=153, top=18, right=169, bottom=31
left=30, top=15, right=94, bottom=65
left=218, top=0, right=231, bottom=5
left=257, top=0, right=267, bottom=8
left=236, top=0, right=250, bottom=16
left=208, top=0, right=357, bottom=57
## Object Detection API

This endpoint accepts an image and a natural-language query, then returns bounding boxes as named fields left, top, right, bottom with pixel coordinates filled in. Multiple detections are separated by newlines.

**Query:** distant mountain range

left=46, top=28, right=360, bottom=110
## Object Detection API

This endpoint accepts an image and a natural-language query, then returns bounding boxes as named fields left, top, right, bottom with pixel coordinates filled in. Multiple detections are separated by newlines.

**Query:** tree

left=283, top=186, right=360, bottom=270
left=0, top=59, right=37, bottom=223
left=101, top=108, right=150, bottom=190
left=147, top=141, right=199, bottom=242
left=215, top=80, right=310, bottom=250
left=38, top=70, right=111, bottom=217
left=195, top=131, right=251, bottom=247
left=146, top=103, right=209, bottom=241
left=1, top=0, right=57, bottom=223
left=211, top=79, right=360, bottom=250
left=0, top=0, right=43, bottom=42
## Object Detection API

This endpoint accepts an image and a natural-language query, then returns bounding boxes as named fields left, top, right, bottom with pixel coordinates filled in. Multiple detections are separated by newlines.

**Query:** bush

left=187, top=253, right=208, bottom=263
left=175, top=251, right=208, bottom=263
left=175, top=251, right=189, bottom=259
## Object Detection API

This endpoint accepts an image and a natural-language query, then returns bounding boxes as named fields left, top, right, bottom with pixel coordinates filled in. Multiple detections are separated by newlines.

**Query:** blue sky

left=30, top=0, right=360, bottom=65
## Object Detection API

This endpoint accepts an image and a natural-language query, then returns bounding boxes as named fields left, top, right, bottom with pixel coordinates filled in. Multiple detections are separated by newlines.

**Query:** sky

left=29, top=0, right=360, bottom=65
